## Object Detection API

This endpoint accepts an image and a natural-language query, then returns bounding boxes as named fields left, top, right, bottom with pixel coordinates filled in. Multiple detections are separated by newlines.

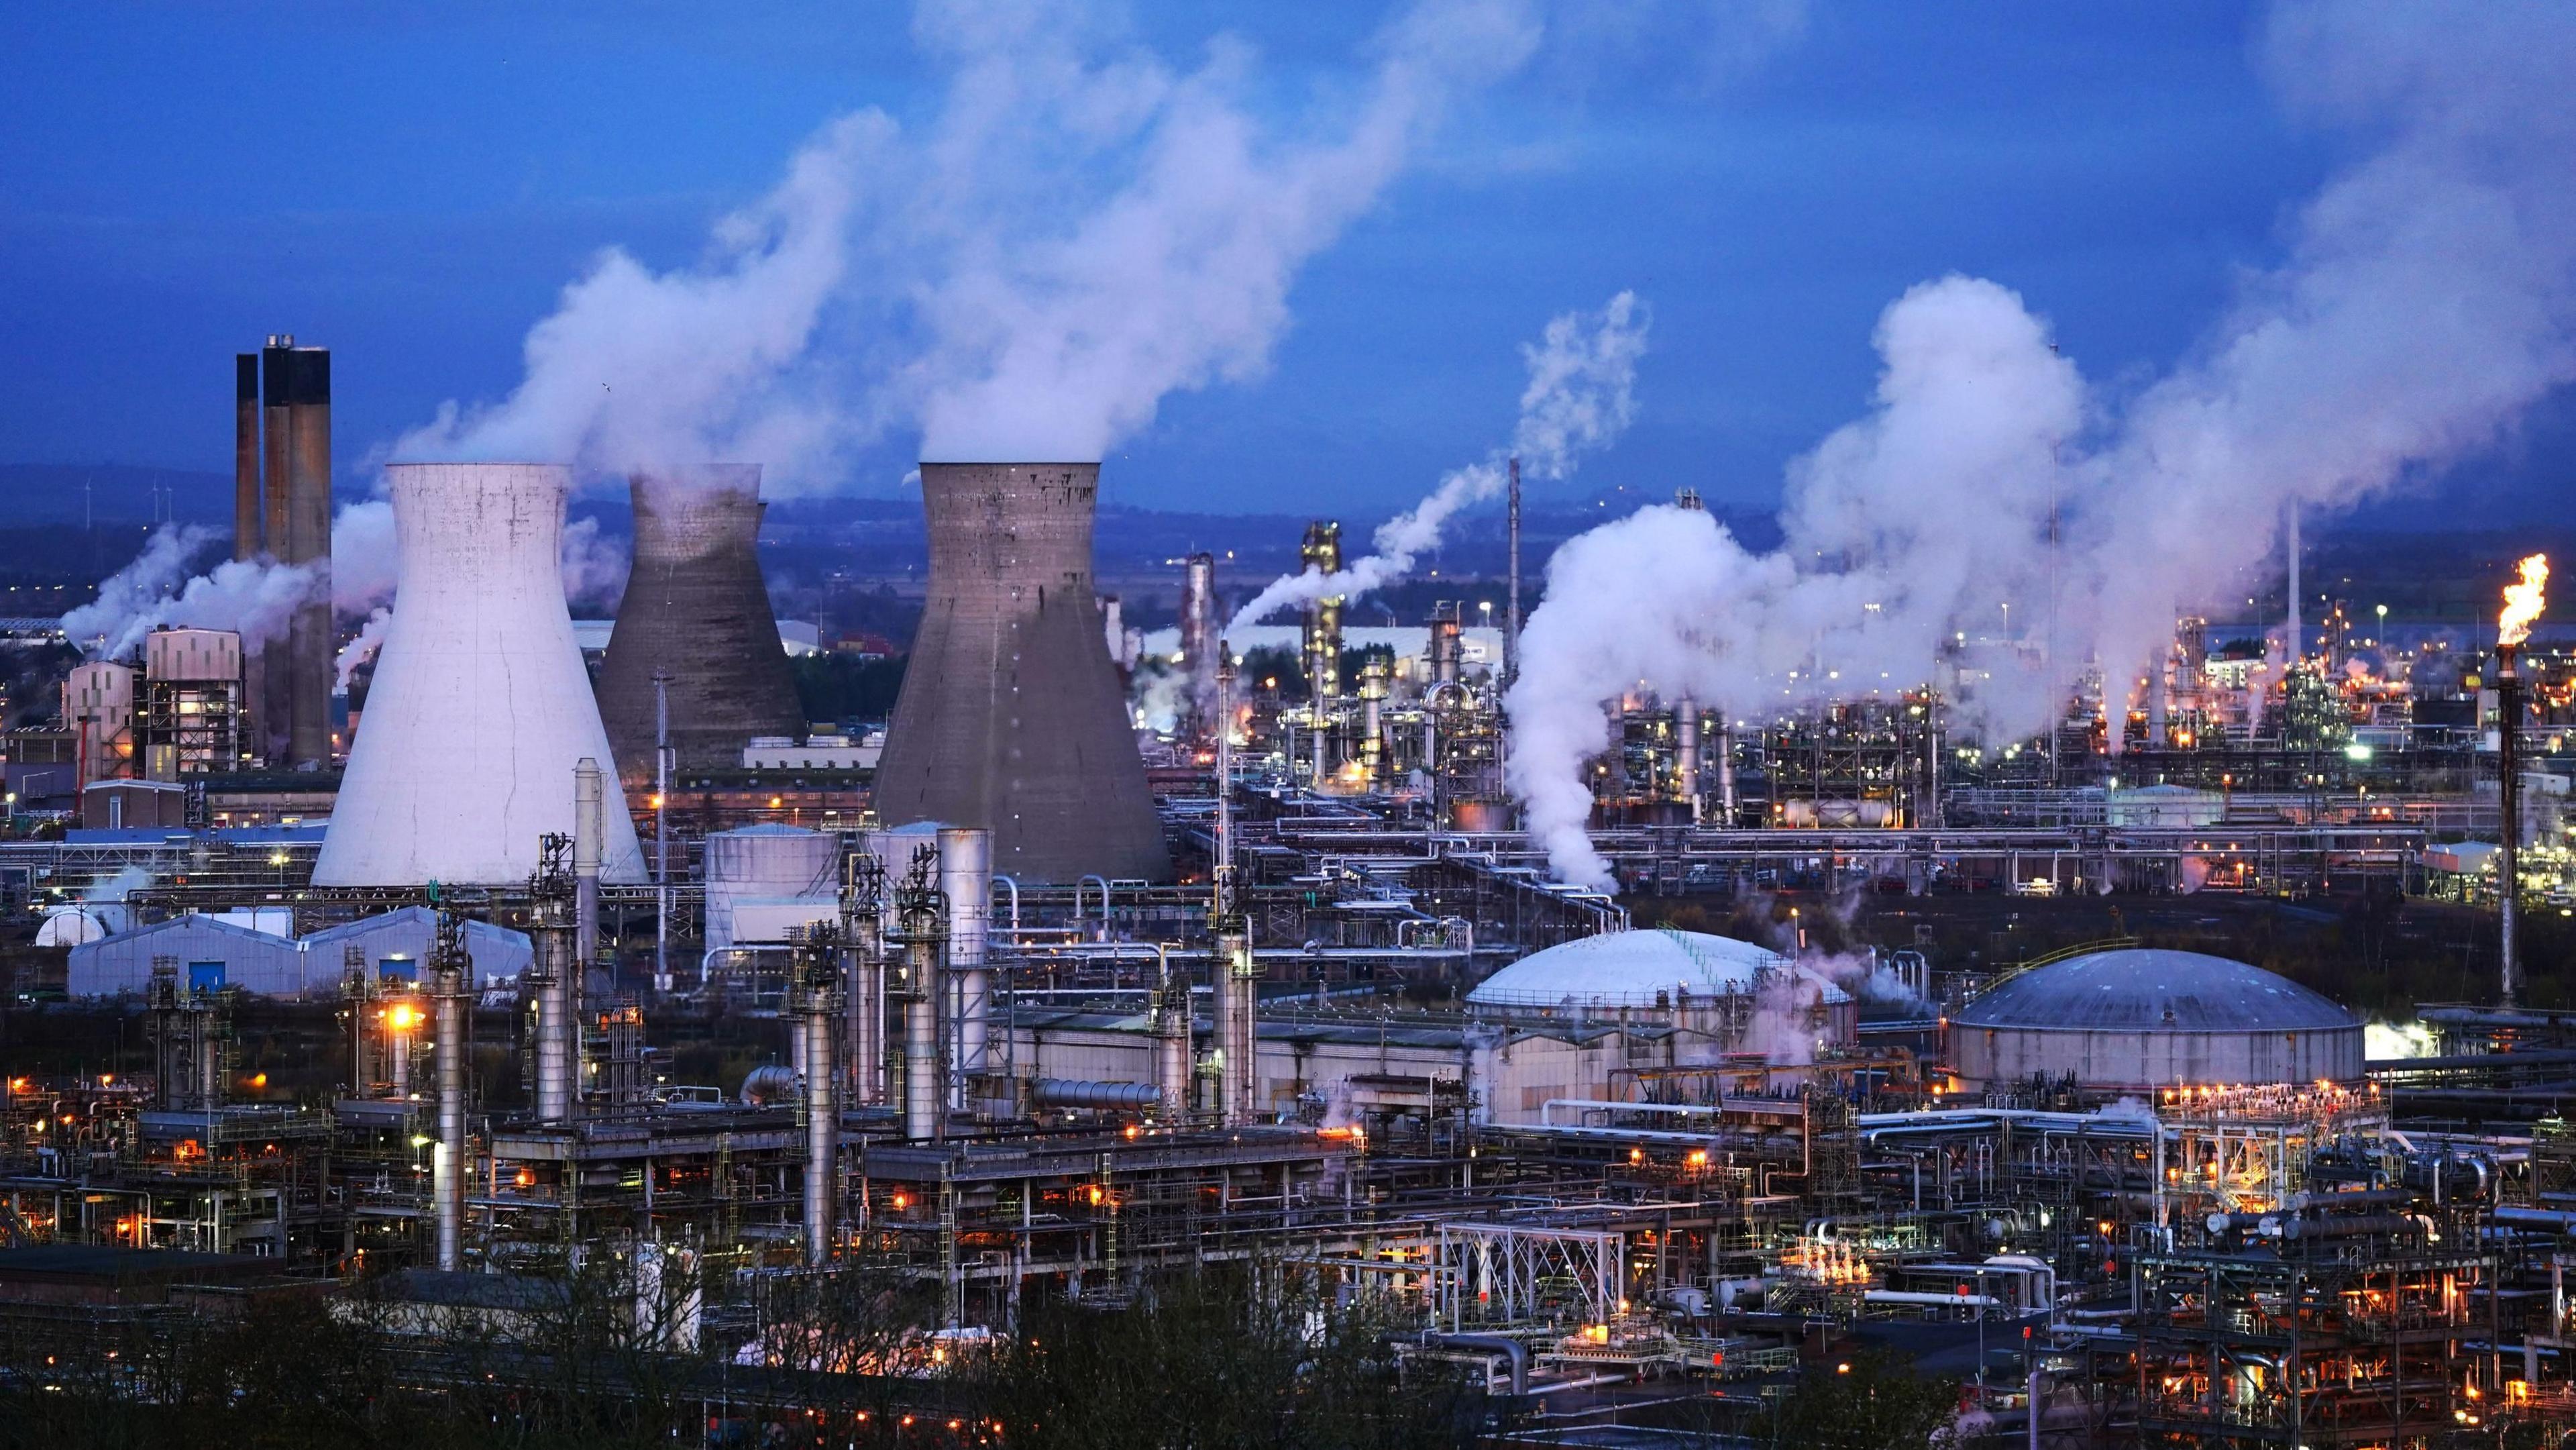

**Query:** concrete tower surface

left=871, top=462, right=1170, bottom=884
left=314, top=463, right=645, bottom=886
left=594, top=466, right=806, bottom=784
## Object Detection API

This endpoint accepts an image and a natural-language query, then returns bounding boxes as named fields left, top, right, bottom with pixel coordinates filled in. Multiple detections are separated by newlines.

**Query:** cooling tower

left=314, top=464, right=646, bottom=887
left=871, top=463, right=1170, bottom=883
left=594, top=466, right=806, bottom=784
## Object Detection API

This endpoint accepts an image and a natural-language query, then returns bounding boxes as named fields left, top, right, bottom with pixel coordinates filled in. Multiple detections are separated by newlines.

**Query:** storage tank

left=871, top=463, right=1169, bottom=883
left=314, top=463, right=645, bottom=886
left=1949, top=947, right=2363, bottom=1090
left=593, top=466, right=806, bottom=783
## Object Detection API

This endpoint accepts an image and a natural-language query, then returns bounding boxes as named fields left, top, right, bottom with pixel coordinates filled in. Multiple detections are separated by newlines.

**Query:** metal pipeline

left=1418, top=1331, right=1528, bottom=1396
left=740, top=1064, right=800, bottom=1106
left=1034, top=1078, right=1163, bottom=1110
left=938, top=827, right=993, bottom=1108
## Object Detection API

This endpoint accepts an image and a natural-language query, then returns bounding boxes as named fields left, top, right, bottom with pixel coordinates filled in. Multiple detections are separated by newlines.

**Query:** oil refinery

left=9, top=5, right=2576, bottom=1447
left=3, top=419, right=2573, bottom=1449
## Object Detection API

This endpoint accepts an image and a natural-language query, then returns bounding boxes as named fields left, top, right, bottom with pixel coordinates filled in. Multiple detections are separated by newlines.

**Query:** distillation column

left=1154, top=947, right=1193, bottom=1123
left=842, top=852, right=887, bottom=1107
left=1674, top=698, right=1701, bottom=821
left=938, top=827, right=993, bottom=1111
left=798, top=937, right=841, bottom=1265
left=1211, top=648, right=1257, bottom=1125
left=430, top=915, right=472, bottom=1273
left=900, top=885, right=947, bottom=1143
left=531, top=835, right=577, bottom=1123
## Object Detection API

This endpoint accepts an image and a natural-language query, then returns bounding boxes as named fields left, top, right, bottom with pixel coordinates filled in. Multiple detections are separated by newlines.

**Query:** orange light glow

left=386, top=1003, right=421, bottom=1032
left=2501, top=553, right=2551, bottom=647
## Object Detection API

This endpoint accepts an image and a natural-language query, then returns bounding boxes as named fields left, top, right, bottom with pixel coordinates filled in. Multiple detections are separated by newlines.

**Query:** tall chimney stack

left=250, top=337, right=331, bottom=767
left=233, top=356, right=261, bottom=564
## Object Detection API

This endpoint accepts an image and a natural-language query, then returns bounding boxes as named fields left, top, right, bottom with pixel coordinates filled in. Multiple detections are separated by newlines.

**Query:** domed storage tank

left=1949, top=948, right=2363, bottom=1091
left=1466, top=928, right=1858, bottom=1055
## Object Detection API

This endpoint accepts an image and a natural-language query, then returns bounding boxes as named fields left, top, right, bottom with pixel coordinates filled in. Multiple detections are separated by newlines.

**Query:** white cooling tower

left=314, top=463, right=647, bottom=886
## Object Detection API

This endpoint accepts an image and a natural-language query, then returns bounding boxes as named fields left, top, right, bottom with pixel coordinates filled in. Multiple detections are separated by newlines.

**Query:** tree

left=1765, top=1347, right=1961, bottom=1450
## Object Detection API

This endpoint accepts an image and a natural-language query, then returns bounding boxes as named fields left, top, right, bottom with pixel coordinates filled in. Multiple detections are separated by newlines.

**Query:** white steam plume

left=61, top=525, right=317, bottom=663
left=393, top=0, right=1554, bottom=489
left=1510, top=0, right=2576, bottom=888
left=335, top=607, right=392, bottom=691
left=1228, top=290, right=1648, bottom=634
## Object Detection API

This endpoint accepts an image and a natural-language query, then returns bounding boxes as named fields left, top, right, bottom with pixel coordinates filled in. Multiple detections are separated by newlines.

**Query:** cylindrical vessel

left=871, top=464, right=1170, bottom=883
left=574, top=757, right=603, bottom=981
left=802, top=992, right=838, bottom=1265
left=1216, top=925, right=1256, bottom=1126
left=901, top=927, right=944, bottom=1142
left=1674, top=698, right=1700, bottom=817
left=939, top=827, right=992, bottom=1103
left=533, top=914, right=574, bottom=1123
left=315, top=464, right=646, bottom=886
left=388, top=1000, right=413, bottom=1100
left=1155, top=978, right=1193, bottom=1123
left=433, top=959, right=468, bottom=1273
left=1716, top=714, right=1738, bottom=823
left=847, top=908, right=885, bottom=1107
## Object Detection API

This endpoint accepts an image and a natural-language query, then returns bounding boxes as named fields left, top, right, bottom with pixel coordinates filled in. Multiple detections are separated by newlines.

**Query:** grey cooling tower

left=871, top=463, right=1171, bottom=883
left=594, top=466, right=807, bottom=783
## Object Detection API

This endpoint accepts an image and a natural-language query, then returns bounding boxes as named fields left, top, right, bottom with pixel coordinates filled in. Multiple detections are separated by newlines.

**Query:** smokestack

left=594, top=468, right=805, bottom=784
left=574, top=757, right=603, bottom=987
left=315, top=464, right=646, bottom=887
left=937, top=827, right=992, bottom=1110
left=1179, top=552, right=1218, bottom=739
left=233, top=356, right=260, bottom=564
left=257, top=340, right=292, bottom=762
left=251, top=339, right=331, bottom=767
left=2285, top=501, right=2303, bottom=667
left=1505, top=456, right=1521, bottom=688
left=873, top=464, right=1170, bottom=883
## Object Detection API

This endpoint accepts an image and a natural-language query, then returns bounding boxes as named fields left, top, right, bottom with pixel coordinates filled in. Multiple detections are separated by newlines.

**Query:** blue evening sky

left=1, top=3, right=2563, bottom=520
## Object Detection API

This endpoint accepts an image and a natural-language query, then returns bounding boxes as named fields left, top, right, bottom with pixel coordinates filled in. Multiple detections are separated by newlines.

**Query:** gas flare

left=2500, top=552, right=2549, bottom=648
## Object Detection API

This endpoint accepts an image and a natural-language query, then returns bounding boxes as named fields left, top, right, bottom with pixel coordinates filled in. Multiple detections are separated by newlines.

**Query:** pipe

left=1864, top=1291, right=2004, bottom=1309
left=653, top=675, right=672, bottom=994
left=938, top=827, right=993, bottom=1108
left=740, top=1064, right=799, bottom=1106
left=1420, top=1331, right=1528, bottom=1396
left=431, top=918, right=470, bottom=1274
left=1033, top=1078, right=1162, bottom=1110
left=2501, top=640, right=2524, bottom=1007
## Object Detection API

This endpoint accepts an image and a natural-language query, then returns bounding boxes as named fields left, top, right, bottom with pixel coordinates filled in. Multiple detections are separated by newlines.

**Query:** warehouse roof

left=1952, top=949, right=2356, bottom=1033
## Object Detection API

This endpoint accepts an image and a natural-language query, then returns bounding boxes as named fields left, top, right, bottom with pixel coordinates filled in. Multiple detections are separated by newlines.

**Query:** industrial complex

left=1, top=359, right=2573, bottom=1449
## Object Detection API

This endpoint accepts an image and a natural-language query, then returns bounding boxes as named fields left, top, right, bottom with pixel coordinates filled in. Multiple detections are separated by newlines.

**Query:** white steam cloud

left=392, top=0, right=1551, bottom=488
left=1228, top=290, right=1648, bottom=634
left=1511, top=0, right=2576, bottom=887
left=334, top=607, right=392, bottom=691
left=60, top=525, right=317, bottom=663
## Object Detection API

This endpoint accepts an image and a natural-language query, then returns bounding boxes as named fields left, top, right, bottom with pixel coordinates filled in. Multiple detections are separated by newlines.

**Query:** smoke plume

left=1511, top=0, right=2576, bottom=887
left=1228, top=290, right=1648, bottom=634
left=394, top=0, right=1548, bottom=488
left=334, top=607, right=392, bottom=691
left=61, top=525, right=316, bottom=663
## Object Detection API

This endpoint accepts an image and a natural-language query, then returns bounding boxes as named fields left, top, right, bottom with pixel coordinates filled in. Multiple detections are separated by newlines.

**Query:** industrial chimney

left=594, top=466, right=806, bottom=784
left=314, top=464, right=646, bottom=886
left=243, top=338, right=333, bottom=768
left=871, top=463, right=1170, bottom=883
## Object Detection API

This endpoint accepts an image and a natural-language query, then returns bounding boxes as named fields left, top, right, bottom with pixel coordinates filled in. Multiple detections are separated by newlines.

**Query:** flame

left=2500, top=553, right=2549, bottom=648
